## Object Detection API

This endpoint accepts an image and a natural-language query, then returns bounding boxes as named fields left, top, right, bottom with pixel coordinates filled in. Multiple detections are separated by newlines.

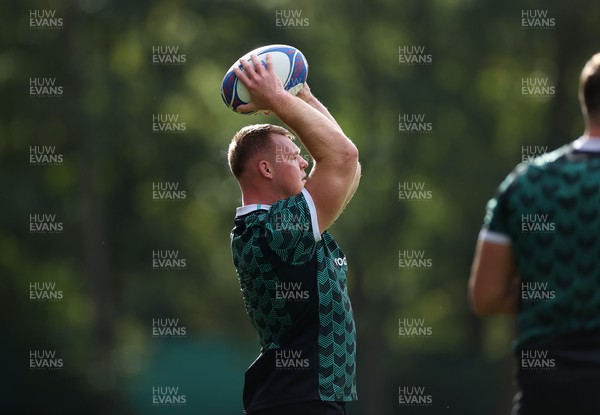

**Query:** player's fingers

left=233, top=64, right=250, bottom=85
left=239, top=56, right=253, bottom=70
left=296, top=83, right=310, bottom=98
left=250, top=54, right=264, bottom=75
left=236, top=103, right=256, bottom=113
left=264, top=54, right=273, bottom=73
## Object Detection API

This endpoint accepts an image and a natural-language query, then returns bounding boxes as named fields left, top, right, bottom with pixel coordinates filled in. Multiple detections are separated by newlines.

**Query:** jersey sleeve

left=480, top=164, right=526, bottom=244
left=264, top=188, right=321, bottom=265
left=481, top=196, right=512, bottom=244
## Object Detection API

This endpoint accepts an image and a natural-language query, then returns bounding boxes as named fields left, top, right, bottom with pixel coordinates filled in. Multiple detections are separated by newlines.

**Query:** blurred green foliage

left=2, top=0, right=599, bottom=414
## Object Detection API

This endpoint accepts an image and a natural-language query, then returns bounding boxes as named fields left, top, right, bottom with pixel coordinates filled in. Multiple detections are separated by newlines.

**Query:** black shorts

left=245, top=401, right=346, bottom=415
left=512, top=329, right=600, bottom=415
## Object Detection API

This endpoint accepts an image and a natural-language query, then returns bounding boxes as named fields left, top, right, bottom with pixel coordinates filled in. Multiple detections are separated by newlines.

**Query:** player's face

left=270, top=134, right=309, bottom=197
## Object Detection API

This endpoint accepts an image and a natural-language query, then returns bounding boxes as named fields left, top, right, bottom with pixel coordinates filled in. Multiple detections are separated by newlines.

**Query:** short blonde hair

left=227, top=124, right=293, bottom=178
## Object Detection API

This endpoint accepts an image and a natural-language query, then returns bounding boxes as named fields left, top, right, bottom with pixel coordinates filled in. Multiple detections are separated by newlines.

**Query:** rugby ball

left=221, top=44, right=309, bottom=114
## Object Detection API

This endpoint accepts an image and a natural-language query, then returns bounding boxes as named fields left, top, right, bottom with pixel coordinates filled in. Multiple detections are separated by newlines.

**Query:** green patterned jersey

left=231, top=188, right=357, bottom=412
left=481, top=138, right=600, bottom=348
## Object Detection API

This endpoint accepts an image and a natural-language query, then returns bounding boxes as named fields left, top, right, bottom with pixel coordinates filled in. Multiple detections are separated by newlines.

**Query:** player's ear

left=258, top=160, right=273, bottom=179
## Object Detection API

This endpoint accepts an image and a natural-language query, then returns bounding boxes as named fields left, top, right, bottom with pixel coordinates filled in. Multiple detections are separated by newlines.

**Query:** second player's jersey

left=231, top=188, right=357, bottom=412
left=481, top=137, right=600, bottom=348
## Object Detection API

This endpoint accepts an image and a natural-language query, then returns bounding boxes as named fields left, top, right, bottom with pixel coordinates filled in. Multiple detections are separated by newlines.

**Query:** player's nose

left=299, top=156, right=309, bottom=169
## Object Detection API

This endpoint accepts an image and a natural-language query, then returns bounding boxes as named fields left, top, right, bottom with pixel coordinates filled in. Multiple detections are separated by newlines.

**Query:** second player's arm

left=469, top=239, right=520, bottom=316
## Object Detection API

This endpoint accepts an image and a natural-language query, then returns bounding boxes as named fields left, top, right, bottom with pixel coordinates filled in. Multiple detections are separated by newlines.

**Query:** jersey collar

left=573, top=136, right=600, bottom=152
left=235, top=203, right=271, bottom=218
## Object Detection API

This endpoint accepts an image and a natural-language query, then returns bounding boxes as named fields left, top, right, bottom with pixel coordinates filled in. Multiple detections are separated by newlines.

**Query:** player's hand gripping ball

left=221, top=44, right=309, bottom=114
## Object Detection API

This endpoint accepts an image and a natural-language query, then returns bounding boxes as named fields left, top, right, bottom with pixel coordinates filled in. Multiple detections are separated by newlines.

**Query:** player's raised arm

left=296, top=83, right=342, bottom=131
left=234, top=54, right=360, bottom=233
left=296, top=84, right=362, bottom=211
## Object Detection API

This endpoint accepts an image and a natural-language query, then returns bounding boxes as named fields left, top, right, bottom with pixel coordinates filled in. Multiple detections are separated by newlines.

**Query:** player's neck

left=241, top=189, right=282, bottom=207
left=239, top=177, right=277, bottom=206
left=585, top=125, right=600, bottom=138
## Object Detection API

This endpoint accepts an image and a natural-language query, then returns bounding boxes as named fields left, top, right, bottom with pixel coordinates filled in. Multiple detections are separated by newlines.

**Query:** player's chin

left=294, top=181, right=306, bottom=194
